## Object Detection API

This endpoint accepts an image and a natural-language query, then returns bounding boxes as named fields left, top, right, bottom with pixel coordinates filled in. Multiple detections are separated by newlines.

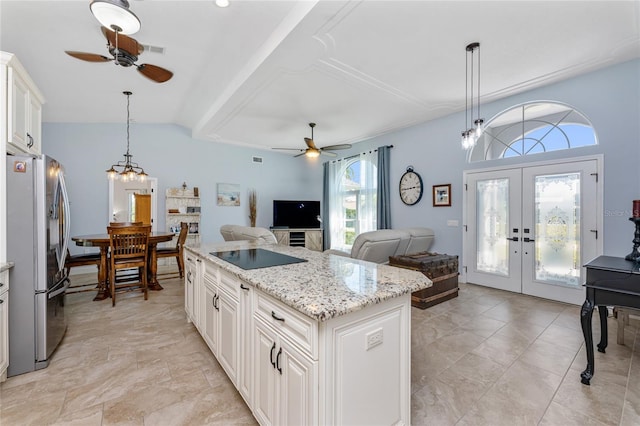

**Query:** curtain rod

left=329, top=144, right=394, bottom=163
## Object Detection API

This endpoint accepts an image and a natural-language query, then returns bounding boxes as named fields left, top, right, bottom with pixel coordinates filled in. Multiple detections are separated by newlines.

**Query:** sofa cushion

left=350, top=229, right=411, bottom=264
left=220, top=224, right=277, bottom=244
left=404, top=227, right=435, bottom=254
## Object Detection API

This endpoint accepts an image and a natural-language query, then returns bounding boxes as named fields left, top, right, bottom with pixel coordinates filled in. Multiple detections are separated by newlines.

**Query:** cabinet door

left=8, top=68, right=29, bottom=149
left=253, top=320, right=277, bottom=426
left=305, top=230, right=323, bottom=251
left=217, top=290, right=238, bottom=385
left=0, top=289, right=8, bottom=382
left=184, top=256, right=197, bottom=323
left=28, top=94, right=41, bottom=154
left=278, top=340, right=317, bottom=426
left=238, top=282, right=253, bottom=405
left=272, top=230, right=289, bottom=246
left=201, top=281, right=218, bottom=354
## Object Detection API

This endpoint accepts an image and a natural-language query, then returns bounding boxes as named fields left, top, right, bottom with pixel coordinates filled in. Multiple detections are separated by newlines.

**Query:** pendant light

left=106, top=91, right=148, bottom=182
left=461, top=42, right=484, bottom=150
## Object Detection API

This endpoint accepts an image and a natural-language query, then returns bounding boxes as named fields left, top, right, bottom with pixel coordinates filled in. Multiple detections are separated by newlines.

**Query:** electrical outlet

left=365, top=328, right=383, bottom=350
left=447, top=220, right=459, bottom=227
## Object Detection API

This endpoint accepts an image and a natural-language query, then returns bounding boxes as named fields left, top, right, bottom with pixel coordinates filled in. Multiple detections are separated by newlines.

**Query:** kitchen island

left=184, top=241, right=432, bottom=426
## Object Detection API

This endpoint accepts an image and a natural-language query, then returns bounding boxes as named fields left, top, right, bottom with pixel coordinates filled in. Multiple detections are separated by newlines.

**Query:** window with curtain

left=327, top=150, right=378, bottom=251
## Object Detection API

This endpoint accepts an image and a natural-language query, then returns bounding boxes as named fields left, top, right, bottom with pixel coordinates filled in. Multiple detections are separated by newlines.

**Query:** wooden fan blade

left=304, top=137, right=318, bottom=149
left=273, top=148, right=304, bottom=152
left=321, top=144, right=352, bottom=150
left=294, top=152, right=307, bottom=158
left=137, top=64, right=173, bottom=83
left=102, top=26, right=143, bottom=55
left=320, top=150, right=337, bottom=157
left=65, top=51, right=112, bottom=62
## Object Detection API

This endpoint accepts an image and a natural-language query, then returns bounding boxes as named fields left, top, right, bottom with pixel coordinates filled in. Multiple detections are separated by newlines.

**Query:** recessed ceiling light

left=215, top=0, right=230, bottom=7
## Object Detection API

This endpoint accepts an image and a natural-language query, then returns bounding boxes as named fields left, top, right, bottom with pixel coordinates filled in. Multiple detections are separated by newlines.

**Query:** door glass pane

left=476, top=178, right=509, bottom=276
left=534, top=173, right=580, bottom=286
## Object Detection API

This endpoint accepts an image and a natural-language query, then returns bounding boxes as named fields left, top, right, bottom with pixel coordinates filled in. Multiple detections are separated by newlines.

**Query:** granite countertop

left=185, top=241, right=432, bottom=322
left=0, top=262, right=15, bottom=273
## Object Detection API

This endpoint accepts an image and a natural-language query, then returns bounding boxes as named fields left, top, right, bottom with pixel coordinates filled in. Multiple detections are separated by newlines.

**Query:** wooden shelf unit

left=164, top=188, right=201, bottom=265
left=271, top=228, right=323, bottom=252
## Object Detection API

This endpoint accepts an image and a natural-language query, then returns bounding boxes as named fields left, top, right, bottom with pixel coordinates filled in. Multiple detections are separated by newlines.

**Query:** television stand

left=271, top=228, right=323, bottom=252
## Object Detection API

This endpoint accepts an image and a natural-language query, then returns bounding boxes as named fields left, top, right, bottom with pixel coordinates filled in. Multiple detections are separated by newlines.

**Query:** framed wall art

left=217, top=183, right=240, bottom=206
left=433, top=184, right=451, bottom=207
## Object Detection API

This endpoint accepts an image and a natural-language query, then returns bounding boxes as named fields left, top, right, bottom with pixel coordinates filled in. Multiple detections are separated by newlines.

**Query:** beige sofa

left=220, top=225, right=278, bottom=244
left=325, top=227, right=434, bottom=264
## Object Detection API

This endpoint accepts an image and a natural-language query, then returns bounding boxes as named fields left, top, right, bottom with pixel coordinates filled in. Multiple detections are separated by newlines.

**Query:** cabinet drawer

left=203, top=261, right=219, bottom=284
left=254, top=291, right=317, bottom=359
left=219, top=270, right=240, bottom=300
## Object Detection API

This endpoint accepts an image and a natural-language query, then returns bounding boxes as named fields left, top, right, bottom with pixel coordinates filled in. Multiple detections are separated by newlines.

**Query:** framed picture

left=433, top=184, right=451, bottom=207
left=217, top=183, right=241, bottom=206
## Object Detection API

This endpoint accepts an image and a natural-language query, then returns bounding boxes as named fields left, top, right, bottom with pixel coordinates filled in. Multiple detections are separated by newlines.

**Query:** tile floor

left=0, top=270, right=638, bottom=425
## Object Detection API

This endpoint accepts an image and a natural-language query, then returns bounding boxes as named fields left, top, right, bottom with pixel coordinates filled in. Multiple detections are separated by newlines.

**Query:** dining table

left=72, top=231, right=175, bottom=301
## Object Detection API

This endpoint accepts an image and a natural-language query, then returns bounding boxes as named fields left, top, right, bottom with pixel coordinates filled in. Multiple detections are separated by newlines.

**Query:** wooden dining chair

left=157, top=222, right=188, bottom=278
left=107, top=224, right=151, bottom=306
left=109, top=222, right=144, bottom=282
left=64, top=248, right=101, bottom=293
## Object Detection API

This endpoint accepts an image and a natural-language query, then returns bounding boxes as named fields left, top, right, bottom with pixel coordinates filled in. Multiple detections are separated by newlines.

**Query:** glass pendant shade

left=90, top=0, right=140, bottom=34
left=461, top=42, right=484, bottom=150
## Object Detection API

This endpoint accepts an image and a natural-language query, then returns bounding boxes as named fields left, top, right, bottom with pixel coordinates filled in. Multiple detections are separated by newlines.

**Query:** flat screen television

left=273, top=200, right=321, bottom=229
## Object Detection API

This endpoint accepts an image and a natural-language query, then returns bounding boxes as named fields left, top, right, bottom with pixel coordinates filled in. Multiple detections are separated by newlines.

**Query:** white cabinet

left=200, top=275, right=218, bottom=353
left=183, top=247, right=412, bottom=425
left=184, top=253, right=200, bottom=324
left=197, top=263, right=241, bottom=386
left=0, top=268, right=9, bottom=382
left=271, top=229, right=323, bottom=251
left=253, top=317, right=317, bottom=426
left=238, top=278, right=253, bottom=406
left=1, top=52, right=45, bottom=155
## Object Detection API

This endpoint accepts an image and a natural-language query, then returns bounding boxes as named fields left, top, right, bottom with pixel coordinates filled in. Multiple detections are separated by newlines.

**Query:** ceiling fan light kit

left=272, top=122, right=351, bottom=158
left=461, top=42, right=484, bottom=150
left=106, top=91, right=148, bottom=182
left=90, top=0, right=140, bottom=35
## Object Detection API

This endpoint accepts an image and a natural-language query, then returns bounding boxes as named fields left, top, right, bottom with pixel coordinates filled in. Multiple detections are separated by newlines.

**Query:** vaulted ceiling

left=1, top=0, right=638, bottom=154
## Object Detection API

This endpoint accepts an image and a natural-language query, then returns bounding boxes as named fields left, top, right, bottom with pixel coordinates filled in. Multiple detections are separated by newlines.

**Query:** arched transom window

left=469, top=101, right=597, bottom=162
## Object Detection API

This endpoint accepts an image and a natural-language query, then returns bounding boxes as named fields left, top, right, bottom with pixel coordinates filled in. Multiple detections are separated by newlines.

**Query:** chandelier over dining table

left=106, top=91, right=148, bottom=182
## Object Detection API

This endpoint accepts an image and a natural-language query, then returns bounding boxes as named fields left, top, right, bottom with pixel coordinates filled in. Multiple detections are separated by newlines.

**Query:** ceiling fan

left=65, top=27, right=173, bottom=83
left=274, top=123, right=352, bottom=158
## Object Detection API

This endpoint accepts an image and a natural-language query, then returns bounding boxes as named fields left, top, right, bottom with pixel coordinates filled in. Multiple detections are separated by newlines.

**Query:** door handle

left=524, top=237, right=535, bottom=242
left=270, top=342, right=276, bottom=368
left=271, top=311, right=285, bottom=322
left=240, top=283, right=250, bottom=291
left=506, top=237, right=519, bottom=242
left=276, top=347, right=282, bottom=374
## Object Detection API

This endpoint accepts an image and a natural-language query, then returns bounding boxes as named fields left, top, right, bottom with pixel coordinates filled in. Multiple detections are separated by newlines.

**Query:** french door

left=465, top=158, right=601, bottom=305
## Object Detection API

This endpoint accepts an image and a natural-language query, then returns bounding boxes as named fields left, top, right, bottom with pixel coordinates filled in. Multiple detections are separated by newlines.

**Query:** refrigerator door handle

left=48, top=278, right=70, bottom=299
left=58, top=172, right=71, bottom=271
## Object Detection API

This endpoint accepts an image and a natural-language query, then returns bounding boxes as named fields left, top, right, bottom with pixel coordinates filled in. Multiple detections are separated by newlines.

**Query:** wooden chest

left=389, top=252, right=459, bottom=309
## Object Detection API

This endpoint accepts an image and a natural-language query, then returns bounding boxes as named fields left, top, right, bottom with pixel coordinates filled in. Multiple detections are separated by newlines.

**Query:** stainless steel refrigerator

left=6, top=154, right=71, bottom=377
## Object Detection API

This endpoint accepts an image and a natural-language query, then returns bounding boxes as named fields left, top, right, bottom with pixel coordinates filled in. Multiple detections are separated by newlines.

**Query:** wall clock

left=399, top=166, right=423, bottom=205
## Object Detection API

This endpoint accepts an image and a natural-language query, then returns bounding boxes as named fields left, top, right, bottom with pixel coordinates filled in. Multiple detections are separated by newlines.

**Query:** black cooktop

left=210, top=248, right=307, bottom=270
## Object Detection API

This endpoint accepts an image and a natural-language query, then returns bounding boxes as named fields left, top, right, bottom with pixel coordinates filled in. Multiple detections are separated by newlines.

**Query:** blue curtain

left=377, top=145, right=391, bottom=229
left=322, top=161, right=331, bottom=250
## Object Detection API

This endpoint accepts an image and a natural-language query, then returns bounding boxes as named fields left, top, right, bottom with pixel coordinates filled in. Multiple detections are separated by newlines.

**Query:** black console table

left=581, top=256, right=640, bottom=385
